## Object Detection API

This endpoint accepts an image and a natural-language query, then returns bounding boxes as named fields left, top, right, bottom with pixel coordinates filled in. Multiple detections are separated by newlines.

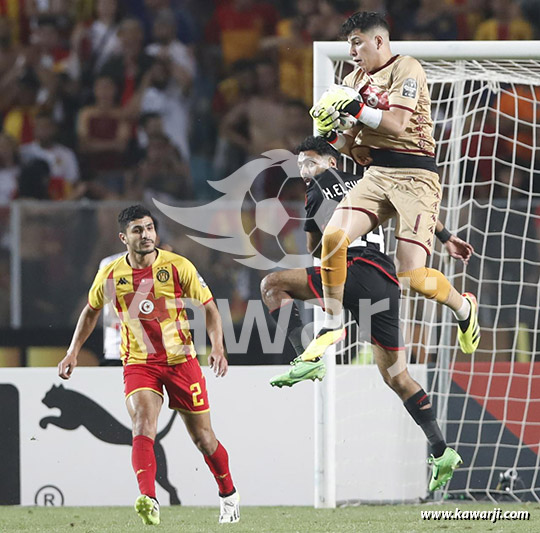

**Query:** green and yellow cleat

left=134, top=495, right=160, bottom=526
left=428, top=447, right=463, bottom=491
left=458, top=293, right=480, bottom=354
left=270, top=358, right=327, bottom=388
left=300, top=327, right=346, bottom=362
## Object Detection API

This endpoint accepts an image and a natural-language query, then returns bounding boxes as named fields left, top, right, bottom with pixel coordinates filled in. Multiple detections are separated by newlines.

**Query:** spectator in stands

left=220, top=59, right=287, bottom=159
left=205, top=0, right=278, bottom=67
left=127, top=111, right=165, bottom=165
left=128, top=132, right=192, bottom=201
left=19, top=111, right=81, bottom=200
left=100, top=18, right=154, bottom=109
left=270, top=99, right=311, bottom=153
left=140, top=55, right=191, bottom=159
left=130, top=0, right=197, bottom=45
left=0, top=133, right=19, bottom=204
left=145, top=9, right=195, bottom=88
left=475, top=0, right=533, bottom=40
left=261, top=0, right=317, bottom=107
left=17, top=158, right=50, bottom=199
left=447, top=0, right=487, bottom=40
left=69, top=0, right=122, bottom=87
left=32, top=15, right=71, bottom=73
left=77, top=75, right=132, bottom=189
left=213, top=59, right=257, bottom=118
left=2, top=70, right=40, bottom=144
left=404, top=0, right=458, bottom=41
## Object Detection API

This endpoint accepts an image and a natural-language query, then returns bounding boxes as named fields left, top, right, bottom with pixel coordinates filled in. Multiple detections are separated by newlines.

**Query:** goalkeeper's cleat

left=458, top=292, right=480, bottom=354
left=270, top=358, right=326, bottom=388
left=428, top=447, right=463, bottom=491
left=219, top=489, right=240, bottom=523
left=134, top=494, right=160, bottom=525
left=300, top=327, right=346, bottom=362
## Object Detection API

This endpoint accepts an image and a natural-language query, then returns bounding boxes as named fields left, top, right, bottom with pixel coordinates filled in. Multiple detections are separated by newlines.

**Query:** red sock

left=132, top=435, right=157, bottom=498
left=204, top=441, right=234, bottom=496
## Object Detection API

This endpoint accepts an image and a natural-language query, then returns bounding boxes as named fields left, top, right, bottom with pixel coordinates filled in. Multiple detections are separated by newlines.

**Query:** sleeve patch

left=401, top=78, right=417, bottom=99
left=196, top=272, right=208, bottom=288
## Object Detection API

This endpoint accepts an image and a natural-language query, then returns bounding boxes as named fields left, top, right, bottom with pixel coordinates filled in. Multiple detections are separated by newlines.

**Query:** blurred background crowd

left=0, top=0, right=538, bottom=207
left=1, top=0, right=540, bottom=362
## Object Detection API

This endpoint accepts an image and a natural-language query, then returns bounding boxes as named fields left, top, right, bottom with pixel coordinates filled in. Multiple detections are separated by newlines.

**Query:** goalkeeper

left=304, top=11, right=480, bottom=364
left=261, top=135, right=466, bottom=491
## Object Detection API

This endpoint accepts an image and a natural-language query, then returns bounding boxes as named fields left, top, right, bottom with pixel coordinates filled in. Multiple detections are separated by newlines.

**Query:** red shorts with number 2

left=123, top=357, right=210, bottom=414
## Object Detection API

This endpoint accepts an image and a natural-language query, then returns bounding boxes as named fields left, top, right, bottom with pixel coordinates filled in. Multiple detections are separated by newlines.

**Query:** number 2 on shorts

left=190, top=382, right=204, bottom=407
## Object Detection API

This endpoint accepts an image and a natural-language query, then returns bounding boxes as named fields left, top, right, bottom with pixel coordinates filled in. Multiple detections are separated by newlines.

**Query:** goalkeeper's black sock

left=404, top=389, right=447, bottom=458
left=270, top=301, right=305, bottom=356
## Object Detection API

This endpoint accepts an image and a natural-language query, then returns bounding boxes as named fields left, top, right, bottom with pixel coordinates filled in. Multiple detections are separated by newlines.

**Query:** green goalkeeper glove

left=311, top=105, right=340, bottom=134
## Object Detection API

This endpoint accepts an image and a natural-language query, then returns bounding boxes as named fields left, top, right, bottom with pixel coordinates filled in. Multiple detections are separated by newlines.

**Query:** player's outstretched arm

left=435, top=220, right=474, bottom=265
left=205, top=300, right=228, bottom=378
left=58, top=304, right=101, bottom=380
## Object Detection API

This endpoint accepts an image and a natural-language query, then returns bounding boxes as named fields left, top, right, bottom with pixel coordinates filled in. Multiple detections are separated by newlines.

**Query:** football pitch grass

left=0, top=504, right=538, bottom=533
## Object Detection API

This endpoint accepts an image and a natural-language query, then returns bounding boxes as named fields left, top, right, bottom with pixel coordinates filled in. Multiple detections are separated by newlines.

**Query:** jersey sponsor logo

left=360, top=84, right=389, bottom=110
left=402, top=78, right=417, bottom=98
left=124, top=292, right=169, bottom=322
left=139, top=299, right=155, bottom=315
left=117, top=277, right=128, bottom=286
left=156, top=269, right=170, bottom=283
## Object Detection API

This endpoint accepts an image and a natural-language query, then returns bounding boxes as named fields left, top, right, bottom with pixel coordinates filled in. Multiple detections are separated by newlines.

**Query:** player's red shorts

left=123, top=357, right=210, bottom=414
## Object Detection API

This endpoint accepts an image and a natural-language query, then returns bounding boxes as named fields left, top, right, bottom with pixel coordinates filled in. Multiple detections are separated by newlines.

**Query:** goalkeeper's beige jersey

left=343, top=55, right=436, bottom=157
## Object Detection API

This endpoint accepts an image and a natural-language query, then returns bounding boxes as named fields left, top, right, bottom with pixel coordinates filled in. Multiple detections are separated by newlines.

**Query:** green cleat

left=134, top=495, right=160, bottom=525
left=300, top=327, right=346, bottom=362
left=270, top=358, right=327, bottom=388
left=428, top=447, right=463, bottom=491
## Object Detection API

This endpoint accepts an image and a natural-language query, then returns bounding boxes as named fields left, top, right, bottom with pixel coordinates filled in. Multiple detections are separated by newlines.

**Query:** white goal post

left=313, top=40, right=540, bottom=508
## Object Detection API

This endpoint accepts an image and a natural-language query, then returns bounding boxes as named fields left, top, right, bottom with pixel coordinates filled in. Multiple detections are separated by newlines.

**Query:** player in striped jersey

left=58, top=205, right=239, bottom=525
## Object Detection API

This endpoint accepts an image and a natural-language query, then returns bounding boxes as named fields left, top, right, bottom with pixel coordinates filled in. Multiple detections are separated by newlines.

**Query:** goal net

left=313, top=40, right=540, bottom=506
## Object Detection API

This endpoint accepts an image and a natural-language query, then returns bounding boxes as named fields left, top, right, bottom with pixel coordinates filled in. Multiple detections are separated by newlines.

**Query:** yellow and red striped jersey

left=88, top=249, right=213, bottom=366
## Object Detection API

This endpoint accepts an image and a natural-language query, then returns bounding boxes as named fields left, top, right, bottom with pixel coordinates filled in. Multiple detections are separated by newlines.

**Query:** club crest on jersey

left=402, top=78, right=417, bottom=98
left=156, top=269, right=169, bottom=283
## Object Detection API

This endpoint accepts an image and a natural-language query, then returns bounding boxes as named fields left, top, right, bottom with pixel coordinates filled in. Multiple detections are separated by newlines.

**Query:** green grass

left=0, top=504, right=538, bottom=533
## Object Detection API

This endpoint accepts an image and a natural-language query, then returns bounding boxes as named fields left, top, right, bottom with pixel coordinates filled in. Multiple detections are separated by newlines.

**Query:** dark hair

left=340, top=11, right=390, bottom=39
left=296, top=135, right=340, bottom=160
left=118, top=205, right=158, bottom=232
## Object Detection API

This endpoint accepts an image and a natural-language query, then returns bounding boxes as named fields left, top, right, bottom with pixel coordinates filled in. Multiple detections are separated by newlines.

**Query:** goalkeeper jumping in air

left=304, top=12, right=480, bottom=370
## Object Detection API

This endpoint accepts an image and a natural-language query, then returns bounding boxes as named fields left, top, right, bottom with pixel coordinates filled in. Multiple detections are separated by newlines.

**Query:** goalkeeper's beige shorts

left=336, top=166, right=441, bottom=255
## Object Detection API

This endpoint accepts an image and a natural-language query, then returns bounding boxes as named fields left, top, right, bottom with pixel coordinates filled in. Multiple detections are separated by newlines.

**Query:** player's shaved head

left=341, top=11, right=390, bottom=39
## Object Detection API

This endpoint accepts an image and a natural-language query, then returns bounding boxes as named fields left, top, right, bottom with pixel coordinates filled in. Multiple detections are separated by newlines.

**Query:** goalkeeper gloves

left=310, top=104, right=340, bottom=134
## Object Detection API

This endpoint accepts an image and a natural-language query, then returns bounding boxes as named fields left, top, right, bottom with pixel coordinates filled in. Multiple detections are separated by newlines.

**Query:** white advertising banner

left=0, top=365, right=426, bottom=506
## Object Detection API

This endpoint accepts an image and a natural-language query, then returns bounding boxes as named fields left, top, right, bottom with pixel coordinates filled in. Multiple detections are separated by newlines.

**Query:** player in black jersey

left=261, top=136, right=464, bottom=491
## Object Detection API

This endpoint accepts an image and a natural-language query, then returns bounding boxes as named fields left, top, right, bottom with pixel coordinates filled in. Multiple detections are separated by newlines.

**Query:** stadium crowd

left=0, top=0, right=539, bottom=332
left=0, top=0, right=538, bottom=206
